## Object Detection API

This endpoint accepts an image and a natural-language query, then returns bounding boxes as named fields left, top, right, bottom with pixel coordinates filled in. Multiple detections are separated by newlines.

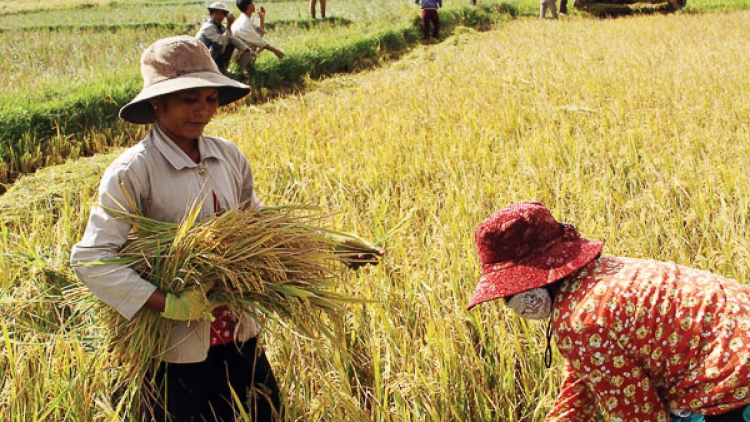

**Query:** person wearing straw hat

left=71, top=36, right=281, bottom=421
left=467, top=201, right=750, bottom=422
left=196, top=1, right=253, bottom=75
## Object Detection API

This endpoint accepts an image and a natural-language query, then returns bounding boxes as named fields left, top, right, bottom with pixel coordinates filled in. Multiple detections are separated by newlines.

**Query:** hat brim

left=119, top=72, right=251, bottom=124
left=466, top=238, right=603, bottom=310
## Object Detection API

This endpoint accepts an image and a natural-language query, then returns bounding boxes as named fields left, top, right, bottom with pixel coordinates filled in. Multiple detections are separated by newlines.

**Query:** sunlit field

left=1, top=0, right=741, bottom=100
left=0, top=0, right=417, bottom=98
left=2, top=3, right=750, bottom=422
left=0, top=0, right=410, bottom=28
left=0, top=0, right=514, bottom=189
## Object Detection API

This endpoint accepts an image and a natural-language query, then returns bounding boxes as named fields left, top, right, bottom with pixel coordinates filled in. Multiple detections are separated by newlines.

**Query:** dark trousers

left=210, top=44, right=235, bottom=75
left=141, top=338, right=281, bottom=422
left=421, top=9, right=440, bottom=39
left=559, top=0, right=568, bottom=13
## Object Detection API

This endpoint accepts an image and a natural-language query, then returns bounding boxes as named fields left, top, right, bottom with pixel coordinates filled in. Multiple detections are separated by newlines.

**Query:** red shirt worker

left=467, top=201, right=750, bottom=422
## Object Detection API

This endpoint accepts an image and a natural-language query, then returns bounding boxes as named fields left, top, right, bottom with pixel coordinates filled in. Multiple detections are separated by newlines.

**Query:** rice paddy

left=0, top=0, right=415, bottom=98
left=0, top=0, right=512, bottom=189
left=1, top=0, right=750, bottom=420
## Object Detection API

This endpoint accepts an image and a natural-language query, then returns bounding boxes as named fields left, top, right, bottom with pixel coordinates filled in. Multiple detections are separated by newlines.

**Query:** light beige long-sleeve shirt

left=70, top=123, right=260, bottom=363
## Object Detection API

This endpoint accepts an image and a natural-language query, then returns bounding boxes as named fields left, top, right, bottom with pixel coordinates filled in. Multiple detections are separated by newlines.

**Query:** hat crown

left=119, top=35, right=250, bottom=124
left=475, top=201, right=564, bottom=270
left=467, top=201, right=604, bottom=309
left=208, top=2, right=229, bottom=12
left=140, top=36, right=220, bottom=89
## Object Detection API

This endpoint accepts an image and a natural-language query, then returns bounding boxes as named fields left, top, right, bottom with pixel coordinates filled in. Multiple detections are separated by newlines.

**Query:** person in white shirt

left=231, top=0, right=285, bottom=77
left=195, top=2, right=254, bottom=74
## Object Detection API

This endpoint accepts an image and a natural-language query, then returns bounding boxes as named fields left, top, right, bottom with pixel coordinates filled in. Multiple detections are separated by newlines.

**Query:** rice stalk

left=75, top=200, right=381, bottom=417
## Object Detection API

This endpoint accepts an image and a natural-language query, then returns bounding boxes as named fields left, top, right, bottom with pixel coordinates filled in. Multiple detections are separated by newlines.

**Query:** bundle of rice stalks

left=82, top=200, right=383, bottom=399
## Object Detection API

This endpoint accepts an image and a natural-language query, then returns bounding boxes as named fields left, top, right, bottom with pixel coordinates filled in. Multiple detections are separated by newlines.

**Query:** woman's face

left=151, top=88, right=220, bottom=145
left=505, top=288, right=553, bottom=320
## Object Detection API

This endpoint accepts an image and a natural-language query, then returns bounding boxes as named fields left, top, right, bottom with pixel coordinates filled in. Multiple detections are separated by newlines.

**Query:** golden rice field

left=2, top=0, right=500, bottom=189
left=2, top=6, right=750, bottom=422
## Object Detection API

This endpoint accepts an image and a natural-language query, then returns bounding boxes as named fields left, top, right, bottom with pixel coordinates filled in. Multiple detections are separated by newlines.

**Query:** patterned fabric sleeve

left=553, top=257, right=750, bottom=420
left=562, top=315, right=670, bottom=422
left=547, top=361, right=598, bottom=421
left=566, top=336, right=670, bottom=422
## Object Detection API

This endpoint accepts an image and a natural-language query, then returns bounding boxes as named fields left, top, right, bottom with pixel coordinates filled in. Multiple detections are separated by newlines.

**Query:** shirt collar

left=152, top=123, right=222, bottom=170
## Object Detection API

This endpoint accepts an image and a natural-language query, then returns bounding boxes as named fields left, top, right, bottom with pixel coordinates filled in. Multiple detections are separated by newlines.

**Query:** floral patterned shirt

left=547, top=256, right=750, bottom=422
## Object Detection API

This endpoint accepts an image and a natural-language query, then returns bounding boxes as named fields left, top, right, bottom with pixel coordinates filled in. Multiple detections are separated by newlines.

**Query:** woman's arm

left=70, top=166, right=159, bottom=320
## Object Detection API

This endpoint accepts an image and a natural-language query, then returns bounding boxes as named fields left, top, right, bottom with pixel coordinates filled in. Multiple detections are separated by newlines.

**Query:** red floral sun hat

left=467, top=201, right=604, bottom=310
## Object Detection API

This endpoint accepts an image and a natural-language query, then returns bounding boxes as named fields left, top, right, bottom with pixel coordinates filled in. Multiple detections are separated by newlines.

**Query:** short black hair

left=236, top=0, right=253, bottom=13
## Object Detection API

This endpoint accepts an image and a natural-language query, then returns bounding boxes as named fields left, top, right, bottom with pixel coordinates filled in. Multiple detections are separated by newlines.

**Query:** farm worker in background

left=310, top=0, right=326, bottom=19
left=467, top=201, right=750, bottom=422
left=559, top=0, right=568, bottom=14
left=415, top=0, right=442, bottom=41
left=540, top=0, right=558, bottom=18
left=231, top=0, right=286, bottom=77
left=195, top=2, right=253, bottom=75
left=70, top=36, right=282, bottom=422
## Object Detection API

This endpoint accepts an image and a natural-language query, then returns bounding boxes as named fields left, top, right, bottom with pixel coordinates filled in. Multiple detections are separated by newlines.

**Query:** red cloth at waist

left=209, top=305, right=237, bottom=347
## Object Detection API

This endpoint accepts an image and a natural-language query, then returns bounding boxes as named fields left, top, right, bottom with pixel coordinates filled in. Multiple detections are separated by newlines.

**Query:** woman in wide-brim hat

left=71, top=35, right=281, bottom=421
left=468, top=201, right=750, bottom=422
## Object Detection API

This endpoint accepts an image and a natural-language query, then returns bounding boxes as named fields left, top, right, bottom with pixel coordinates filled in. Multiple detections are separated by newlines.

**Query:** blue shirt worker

left=415, top=0, right=442, bottom=40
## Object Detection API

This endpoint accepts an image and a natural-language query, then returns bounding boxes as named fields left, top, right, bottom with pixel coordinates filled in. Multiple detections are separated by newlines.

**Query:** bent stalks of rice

left=76, top=199, right=383, bottom=417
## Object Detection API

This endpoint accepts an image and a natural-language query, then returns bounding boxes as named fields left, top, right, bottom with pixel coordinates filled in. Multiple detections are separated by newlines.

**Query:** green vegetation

left=0, top=0, right=514, bottom=191
left=2, top=5, right=750, bottom=419
left=0, top=0, right=740, bottom=189
left=683, top=0, right=750, bottom=11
